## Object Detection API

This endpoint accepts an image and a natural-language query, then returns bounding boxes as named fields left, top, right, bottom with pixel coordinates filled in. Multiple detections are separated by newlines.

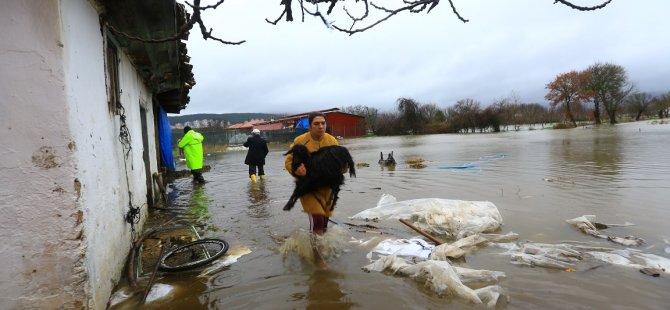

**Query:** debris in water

left=351, top=194, right=503, bottom=239
left=566, top=215, right=643, bottom=246
left=640, top=268, right=661, bottom=277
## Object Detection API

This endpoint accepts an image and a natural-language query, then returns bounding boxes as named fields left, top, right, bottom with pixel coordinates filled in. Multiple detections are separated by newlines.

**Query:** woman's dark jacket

left=244, top=135, right=269, bottom=165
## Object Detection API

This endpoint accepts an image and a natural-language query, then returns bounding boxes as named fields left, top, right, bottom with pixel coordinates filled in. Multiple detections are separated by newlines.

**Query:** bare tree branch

left=270, top=0, right=613, bottom=35
left=104, top=0, right=244, bottom=45
left=266, top=10, right=287, bottom=25
left=107, top=0, right=615, bottom=44
left=343, top=0, right=369, bottom=22
left=553, top=0, right=613, bottom=11
left=197, top=0, right=226, bottom=10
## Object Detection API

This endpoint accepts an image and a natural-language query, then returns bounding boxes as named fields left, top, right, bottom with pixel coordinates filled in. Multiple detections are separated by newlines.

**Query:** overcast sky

left=177, top=0, right=670, bottom=115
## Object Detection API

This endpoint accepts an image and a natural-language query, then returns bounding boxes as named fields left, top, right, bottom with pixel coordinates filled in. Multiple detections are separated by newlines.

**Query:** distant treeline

left=169, top=113, right=284, bottom=126
left=342, top=62, right=670, bottom=136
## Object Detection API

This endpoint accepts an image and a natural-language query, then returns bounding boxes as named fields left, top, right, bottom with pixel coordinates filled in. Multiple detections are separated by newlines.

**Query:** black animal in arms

left=284, top=144, right=356, bottom=211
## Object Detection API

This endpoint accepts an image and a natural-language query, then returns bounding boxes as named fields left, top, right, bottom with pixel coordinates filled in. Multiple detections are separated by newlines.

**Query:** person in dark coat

left=244, top=128, right=269, bottom=183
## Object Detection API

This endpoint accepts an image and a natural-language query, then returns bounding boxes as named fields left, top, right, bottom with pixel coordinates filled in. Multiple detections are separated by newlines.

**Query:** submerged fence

left=171, top=128, right=307, bottom=150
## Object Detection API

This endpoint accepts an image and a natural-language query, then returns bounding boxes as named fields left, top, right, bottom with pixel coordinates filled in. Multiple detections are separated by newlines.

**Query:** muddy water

left=116, top=121, right=670, bottom=309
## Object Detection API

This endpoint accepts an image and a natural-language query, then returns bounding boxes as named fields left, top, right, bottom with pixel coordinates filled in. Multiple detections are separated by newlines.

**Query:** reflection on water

left=186, top=185, right=211, bottom=224
left=306, top=270, right=357, bottom=310
left=133, top=121, right=670, bottom=309
left=246, top=181, right=270, bottom=218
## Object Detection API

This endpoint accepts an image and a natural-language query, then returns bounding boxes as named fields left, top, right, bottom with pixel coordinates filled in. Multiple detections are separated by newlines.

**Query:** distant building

left=225, top=119, right=267, bottom=131
left=252, top=108, right=366, bottom=138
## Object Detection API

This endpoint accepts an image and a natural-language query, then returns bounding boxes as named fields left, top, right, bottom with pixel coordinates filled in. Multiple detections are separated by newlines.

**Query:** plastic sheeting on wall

left=158, top=106, right=176, bottom=170
left=295, top=117, right=309, bottom=129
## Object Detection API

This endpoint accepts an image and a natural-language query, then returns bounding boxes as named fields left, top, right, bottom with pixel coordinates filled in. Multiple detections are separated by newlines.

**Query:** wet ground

left=110, top=121, right=670, bottom=309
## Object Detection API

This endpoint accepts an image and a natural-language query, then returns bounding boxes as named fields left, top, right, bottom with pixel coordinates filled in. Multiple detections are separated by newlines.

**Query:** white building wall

left=0, top=1, right=87, bottom=308
left=0, top=1, right=158, bottom=309
left=61, top=0, right=157, bottom=308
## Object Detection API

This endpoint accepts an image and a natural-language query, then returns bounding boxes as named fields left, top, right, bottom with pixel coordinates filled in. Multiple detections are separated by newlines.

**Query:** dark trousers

left=191, top=169, right=205, bottom=183
left=248, top=164, right=264, bottom=176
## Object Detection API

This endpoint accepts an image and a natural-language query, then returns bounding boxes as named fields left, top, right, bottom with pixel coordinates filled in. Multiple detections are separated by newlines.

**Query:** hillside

left=169, top=113, right=284, bottom=127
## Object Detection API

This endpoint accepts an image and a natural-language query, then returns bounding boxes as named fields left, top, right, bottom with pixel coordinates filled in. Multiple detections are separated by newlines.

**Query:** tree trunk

left=608, top=110, right=617, bottom=124
left=593, top=99, right=601, bottom=125
left=635, top=111, right=642, bottom=121
left=566, top=102, right=577, bottom=127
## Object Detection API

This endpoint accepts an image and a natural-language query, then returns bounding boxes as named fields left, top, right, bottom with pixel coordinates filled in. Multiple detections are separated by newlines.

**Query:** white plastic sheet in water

left=566, top=215, right=644, bottom=247
left=431, top=232, right=519, bottom=260
left=368, top=238, right=434, bottom=259
left=362, top=255, right=506, bottom=307
left=350, top=194, right=503, bottom=239
left=586, top=249, right=670, bottom=274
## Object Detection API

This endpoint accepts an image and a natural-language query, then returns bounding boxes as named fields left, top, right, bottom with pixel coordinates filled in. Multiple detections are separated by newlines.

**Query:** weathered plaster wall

left=60, top=0, right=156, bottom=308
left=0, top=1, right=87, bottom=308
left=0, top=1, right=158, bottom=309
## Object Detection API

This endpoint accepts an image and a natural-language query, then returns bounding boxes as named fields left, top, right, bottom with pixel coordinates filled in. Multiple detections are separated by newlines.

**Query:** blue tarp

left=158, top=106, right=176, bottom=170
left=295, top=117, right=309, bottom=129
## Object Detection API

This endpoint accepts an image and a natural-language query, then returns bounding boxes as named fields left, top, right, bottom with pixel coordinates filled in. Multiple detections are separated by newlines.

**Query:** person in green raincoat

left=178, top=126, right=205, bottom=183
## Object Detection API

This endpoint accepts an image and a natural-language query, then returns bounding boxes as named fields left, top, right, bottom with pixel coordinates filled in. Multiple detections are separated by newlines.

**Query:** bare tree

left=103, top=0, right=614, bottom=44
left=545, top=70, right=592, bottom=127
left=420, top=103, right=446, bottom=123
left=341, top=104, right=378, bottom=133
left=447, top=98, right=481, bottom=133
left=267, top=0, right=613, bottom=35
left=625, top=92, right=654, bottom=121
left=374, top=112, right=401, bottom=135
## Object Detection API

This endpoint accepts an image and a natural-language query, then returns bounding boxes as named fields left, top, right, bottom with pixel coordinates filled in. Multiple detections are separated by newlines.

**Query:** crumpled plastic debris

left=498, top=242, right=582, bottom=269
left=362, top=255, right=506, bottom=307
left=430, top=232, right=519, bottom=260
left=350, top=194, right=503, bottom=239
left=586, top=249, right=670, bottom=274
left=495, top=240, right=670, bottom=275
left=367, top=238, right=434, bottom=259
left=199, top=244, right=252, bottom=276
left=565, top=215, right=644, bottom=246
left=145, top=283, right=175, bottom=303
left=107, top=283, right=176, bottom=307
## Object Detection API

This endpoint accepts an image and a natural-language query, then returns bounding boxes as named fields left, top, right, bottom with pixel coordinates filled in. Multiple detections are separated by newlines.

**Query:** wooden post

left=399, top=219, right=444, bottom=245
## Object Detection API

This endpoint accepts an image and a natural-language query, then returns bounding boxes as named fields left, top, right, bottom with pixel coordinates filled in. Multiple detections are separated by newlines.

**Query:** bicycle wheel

left=158, top=238, right=229, bottom=272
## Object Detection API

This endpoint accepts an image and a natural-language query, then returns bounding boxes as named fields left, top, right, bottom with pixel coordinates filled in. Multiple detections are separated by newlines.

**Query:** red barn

left=253, top=108, right=365, bottom=138
left=264, top=108, right=365, bottom=138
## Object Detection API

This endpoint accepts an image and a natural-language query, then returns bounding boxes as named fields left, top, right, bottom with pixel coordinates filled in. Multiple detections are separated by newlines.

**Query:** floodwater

left=113, top=121, right=670, bottom=309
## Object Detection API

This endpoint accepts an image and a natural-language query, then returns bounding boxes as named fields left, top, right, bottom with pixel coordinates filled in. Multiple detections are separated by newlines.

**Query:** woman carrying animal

left=284, top=112, right=341, bottom=268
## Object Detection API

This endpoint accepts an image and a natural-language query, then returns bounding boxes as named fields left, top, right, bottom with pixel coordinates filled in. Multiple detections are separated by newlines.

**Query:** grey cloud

left=179, top=0, right=670, bottom=115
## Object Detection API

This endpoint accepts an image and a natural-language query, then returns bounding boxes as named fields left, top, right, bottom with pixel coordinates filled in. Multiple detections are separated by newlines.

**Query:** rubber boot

left=260, top=175, right=265, bottom=181
left=250, top=174, right=257, bottom=183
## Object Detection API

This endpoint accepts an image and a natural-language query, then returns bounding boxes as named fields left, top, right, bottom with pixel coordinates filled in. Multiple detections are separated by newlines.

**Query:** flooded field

left=112, top=121, right=670, bottom=309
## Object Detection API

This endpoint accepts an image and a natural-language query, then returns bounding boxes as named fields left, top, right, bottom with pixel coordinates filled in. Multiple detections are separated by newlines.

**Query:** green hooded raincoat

left=178, top=129, right=204, bottom=170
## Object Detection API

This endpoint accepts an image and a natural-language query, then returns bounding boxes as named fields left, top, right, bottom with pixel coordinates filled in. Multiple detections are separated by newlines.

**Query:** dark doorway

left=140, top=105, right=153, bottom=206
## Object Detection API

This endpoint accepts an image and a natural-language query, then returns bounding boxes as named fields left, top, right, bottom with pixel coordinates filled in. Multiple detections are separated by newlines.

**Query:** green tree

left=420, top=103, right=446, bottom=123
left=586, top=63, right=633, bottom=124
left=397, top=98, right=424, bottom=134
left=654, top=92, right=670, bottom=119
